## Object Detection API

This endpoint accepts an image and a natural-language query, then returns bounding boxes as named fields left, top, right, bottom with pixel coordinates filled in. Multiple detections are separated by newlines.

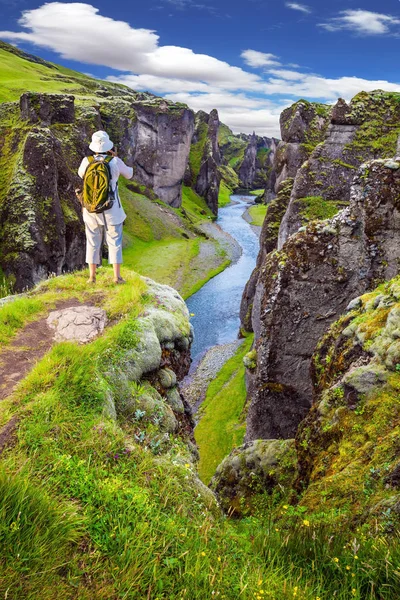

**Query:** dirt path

left=0, top=299, right=83, bottom=401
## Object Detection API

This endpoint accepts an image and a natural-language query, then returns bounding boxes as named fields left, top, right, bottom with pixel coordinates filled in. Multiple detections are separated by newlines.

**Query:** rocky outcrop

left=238, top=133, right=278, bottom=191
left=0, top=99, right=89, bottom=291
left=240, top=102, right=331, bottom=332
left=279, top=92, right=400, bottom=247
left=0, top=89, right=195, bottom=291
left=272, top=100, right=332, bottom=198
left=186, top=109, right=221, bottom=214
left=131, top=102, right=194, bottom=208
left=293, top=278, right=400, bottom=527
left=240, top=178, right=294, bottom=331
left=218, top=123, right=278, bottom=192
left=238, top=133, right=257, bottom=188
left=246, top=158, right=400, bottom=441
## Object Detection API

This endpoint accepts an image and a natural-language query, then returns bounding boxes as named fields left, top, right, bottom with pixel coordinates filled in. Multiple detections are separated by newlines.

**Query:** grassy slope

left=0, top=279, right=312, bottom=600
left=0, top=44, right=122, bottom=103
left=247, top=204, right=268, bottom=226
left=195, top=336, right=253, bottom=484
left=3, top=279, right=398, bottom=600
left=119, top=182, right=228, bottom=299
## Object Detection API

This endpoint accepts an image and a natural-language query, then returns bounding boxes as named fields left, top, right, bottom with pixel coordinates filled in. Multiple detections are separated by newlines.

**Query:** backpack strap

left=87, top=156, right=95, bottom=164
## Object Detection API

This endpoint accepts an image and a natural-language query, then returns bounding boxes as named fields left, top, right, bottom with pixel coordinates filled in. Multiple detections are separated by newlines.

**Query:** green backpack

left=83, top=155, right=115, bottom=213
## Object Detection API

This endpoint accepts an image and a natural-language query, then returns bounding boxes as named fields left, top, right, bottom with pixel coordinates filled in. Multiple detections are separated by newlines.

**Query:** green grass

left=119, top=183, right=227, bottom=298
left=295, top=196, right=346, bottom=223
left=0, top=268, right=147, bottom=347
left=248, top=204, right=268, bottom=226
left=218, top=180, right=233, bottom=207
left=195, top=336, right=253, bottom=483
left=0, top=46, right=99, bottom=103
left=1, top=280, right=400, bottom=598
left=249, top=189, right=265, bottom=196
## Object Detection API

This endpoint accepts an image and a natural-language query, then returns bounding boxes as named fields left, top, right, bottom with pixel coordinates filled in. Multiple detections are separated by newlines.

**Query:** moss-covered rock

left=294, top=277, right=400, bottom=528
left=211, top=439, right=297, bottom=516
left=246, top=158, right=400, bottom=441
left=279, top=91, right=400, bottom=246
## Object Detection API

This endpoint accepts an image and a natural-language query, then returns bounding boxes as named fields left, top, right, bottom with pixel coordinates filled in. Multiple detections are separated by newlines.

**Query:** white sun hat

left=89, top=130, right=114, bottom=153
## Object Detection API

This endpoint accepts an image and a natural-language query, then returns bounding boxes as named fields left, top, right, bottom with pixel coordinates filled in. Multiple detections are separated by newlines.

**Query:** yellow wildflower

left=217, top=556, right=221, bottom=562
left=258, top=580, right=263, bottom=586
left=283, top=505, right=289, bottom=509
left=201, top=552, right=206, bottom=557
left=303, top=519, right=310, bottom=527
left=346, top=566, right=351, bottom=570
left=354, top=555, right=359, bottom=560
left=333, top=557, right=339, bottom=563
left=352, top=589, right=356, bottom=597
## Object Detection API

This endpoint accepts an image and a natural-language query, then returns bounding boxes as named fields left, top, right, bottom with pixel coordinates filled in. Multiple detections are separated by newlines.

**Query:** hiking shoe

left=114, top=276, right=126, bottom=284
left=87, top=277, right=96, bottom=284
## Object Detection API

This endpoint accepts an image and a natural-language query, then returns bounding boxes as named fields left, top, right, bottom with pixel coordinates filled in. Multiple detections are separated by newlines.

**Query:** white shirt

left=78, top=155, right=133, bottom=226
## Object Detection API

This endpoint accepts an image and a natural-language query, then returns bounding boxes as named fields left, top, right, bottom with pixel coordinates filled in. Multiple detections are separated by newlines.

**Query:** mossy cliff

left=185, top=109, right=221, bottom=215
left=279, top=91, right=400, bottom=246
left=245, top=157, right=400, bottom=442
left=217, top=123, right=278, bottom=195
left=214, top=277, right=400, bottom=533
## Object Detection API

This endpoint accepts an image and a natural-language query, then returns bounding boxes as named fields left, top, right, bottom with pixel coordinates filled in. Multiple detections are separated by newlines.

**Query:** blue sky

left=1, top=0, right=400, bottom=135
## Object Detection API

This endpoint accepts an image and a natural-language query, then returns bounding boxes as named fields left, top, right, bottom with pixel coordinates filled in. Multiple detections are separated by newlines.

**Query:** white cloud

left=2, top=2, right=400, bottom=137
left=260, top=74, right=400, bottom=100
left=0, top=3, right=260, bottom=89
left=320, top=9, right=400, bottom=35
left=267, top=69, right=307, bottom=81
left=285, top=3, right=311, bottom=14
left=241, top=49, right=281, bottom=68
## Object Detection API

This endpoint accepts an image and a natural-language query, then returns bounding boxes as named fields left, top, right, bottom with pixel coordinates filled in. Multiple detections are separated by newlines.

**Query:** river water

left=187, top=195, right=259, bottom=368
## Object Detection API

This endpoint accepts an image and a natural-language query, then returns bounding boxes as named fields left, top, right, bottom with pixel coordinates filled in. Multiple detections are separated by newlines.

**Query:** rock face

left=131, top=102, right=194, bottom=208
left=47, top=306, right=107, bottom=343
left=186, top=109, right=221, bottom=214
left=246, top=158, right=400, bottom=441
left=0, top=90, right=195, bottom=291
left=272, top=100, right=332, bottom=199
left=218, top=123, right=278, bottom=193
left=279, top=92, right=400, bottom=247
left=238, top=133, right=278, bottom=191
left=293, top=278, right=400, bottom=526
left=240, top=178, right=294, bottom=332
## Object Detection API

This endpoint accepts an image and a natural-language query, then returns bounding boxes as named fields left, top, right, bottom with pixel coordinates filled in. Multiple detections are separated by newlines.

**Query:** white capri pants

left=85, top=222, right=123, bottom=265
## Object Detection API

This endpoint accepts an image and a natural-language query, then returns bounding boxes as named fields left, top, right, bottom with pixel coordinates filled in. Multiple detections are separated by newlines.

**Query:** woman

left=78, top=130, right=133, bottom=284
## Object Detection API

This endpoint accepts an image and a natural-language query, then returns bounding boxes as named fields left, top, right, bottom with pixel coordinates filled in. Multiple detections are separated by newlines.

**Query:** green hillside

left=0, top=41, right=128, bottom=103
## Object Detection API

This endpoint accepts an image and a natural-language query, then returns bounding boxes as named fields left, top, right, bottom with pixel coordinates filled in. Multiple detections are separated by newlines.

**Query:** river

left=186, top=195, right=260, bottom=368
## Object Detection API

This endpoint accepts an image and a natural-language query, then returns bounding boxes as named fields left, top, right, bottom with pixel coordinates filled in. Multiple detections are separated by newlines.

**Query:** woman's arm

left=116, top=157, right=133, bottom=180
left=78, top=157, right=89, bottom=179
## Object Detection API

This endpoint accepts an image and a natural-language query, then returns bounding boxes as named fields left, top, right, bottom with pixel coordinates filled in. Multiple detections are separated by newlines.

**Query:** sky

left=1, top=0, right=400, bottom=136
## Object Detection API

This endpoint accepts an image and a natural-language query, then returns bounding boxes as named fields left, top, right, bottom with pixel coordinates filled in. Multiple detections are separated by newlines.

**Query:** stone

left=343, top=364, right=388, bottom=396
left=346, top=297, right=362, bottom=312
left=210, top=439, right=297, bottom=516
left=20, top=92, right=75, bottom=125
left=47, top=305, right=107, bottom=343
left=158, top=368, right=177, bottom=389
left=165, top=387, right=185, bottom=414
